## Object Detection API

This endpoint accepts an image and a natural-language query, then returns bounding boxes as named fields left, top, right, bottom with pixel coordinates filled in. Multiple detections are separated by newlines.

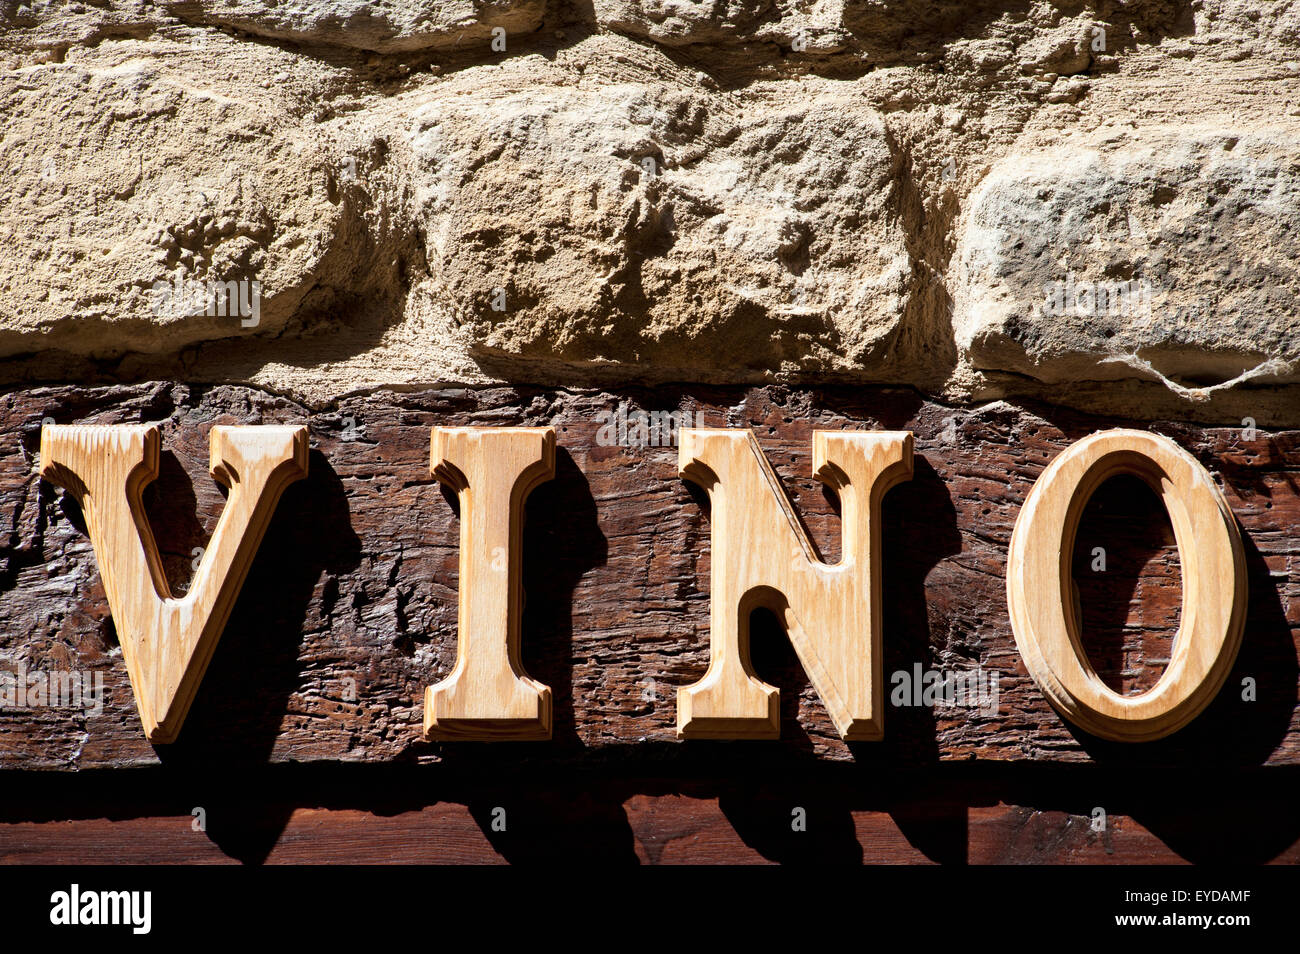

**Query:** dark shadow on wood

left=1065, top=530, right=1298, bottom=774
left=154, top=448, right=362, bottom=864
left=1071, top=473, right=1177, bottom=695
left=2, top=761, right=1298, bottom=864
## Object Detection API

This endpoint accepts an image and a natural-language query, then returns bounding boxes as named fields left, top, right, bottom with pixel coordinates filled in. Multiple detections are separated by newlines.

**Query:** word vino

left=37, top=423, right=1245, bottom=745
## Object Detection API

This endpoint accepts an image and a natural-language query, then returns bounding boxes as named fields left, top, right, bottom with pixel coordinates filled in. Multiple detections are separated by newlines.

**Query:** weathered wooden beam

left=0, top=383, right=1295, bottom=768
left=2, top=763, right=1299, bottom=864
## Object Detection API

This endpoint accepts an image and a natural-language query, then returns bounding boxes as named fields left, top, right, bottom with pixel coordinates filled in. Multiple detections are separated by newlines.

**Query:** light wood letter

left=40, top=424, right=309, bottom=743
left=424, top=427, right=555, bottom=741
left=678, top=429, right=913, bottom=740
left=1007, top=428, right=1247, bottom=742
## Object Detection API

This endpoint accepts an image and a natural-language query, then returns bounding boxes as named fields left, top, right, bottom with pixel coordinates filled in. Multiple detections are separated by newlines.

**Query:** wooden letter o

left=1007, top=429, right=1247, bottom=742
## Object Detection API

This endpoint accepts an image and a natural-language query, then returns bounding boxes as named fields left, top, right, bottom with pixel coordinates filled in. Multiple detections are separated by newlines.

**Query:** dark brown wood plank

left=0, top=383, right=1294, bottom=769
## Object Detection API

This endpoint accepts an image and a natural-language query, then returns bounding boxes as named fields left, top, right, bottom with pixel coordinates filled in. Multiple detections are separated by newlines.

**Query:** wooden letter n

left=678, top=429, right=913, bottom=740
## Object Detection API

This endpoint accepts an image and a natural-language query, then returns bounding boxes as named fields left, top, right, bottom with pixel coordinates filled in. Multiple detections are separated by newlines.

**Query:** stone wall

left=3, top=0, right=1298, bottom=419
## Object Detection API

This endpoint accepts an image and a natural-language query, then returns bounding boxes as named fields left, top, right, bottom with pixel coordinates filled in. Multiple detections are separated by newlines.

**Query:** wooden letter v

left=40, top=424, right=309, bottom=743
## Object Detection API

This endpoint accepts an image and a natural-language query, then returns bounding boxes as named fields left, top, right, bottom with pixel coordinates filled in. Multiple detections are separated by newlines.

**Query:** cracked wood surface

left=0, top=382, right=1296, bottom=769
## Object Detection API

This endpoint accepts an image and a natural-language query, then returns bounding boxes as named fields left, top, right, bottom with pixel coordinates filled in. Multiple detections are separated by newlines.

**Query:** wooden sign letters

left=676, top=429, right=912, bottom=741
left=425, top=427, right=555, bottom=741
left=1007, top=429, right=1247, bottom=742
left=39, top=424, right=308, bottom=743
left=36, top=422, right=1248, bottom=747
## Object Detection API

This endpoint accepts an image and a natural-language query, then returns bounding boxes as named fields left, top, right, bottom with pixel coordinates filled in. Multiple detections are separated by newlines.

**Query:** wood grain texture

left=0, top=383, right=1295, bottom=770
left=677, top=429, right=912, bottom=739
left=36, top=424, right=308, bottom=743
left=425, top=427, right=555, bottom=740
left=2, top=763, right=1299, bottom=864
left=1008, top=429, right=1248, bottom=742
